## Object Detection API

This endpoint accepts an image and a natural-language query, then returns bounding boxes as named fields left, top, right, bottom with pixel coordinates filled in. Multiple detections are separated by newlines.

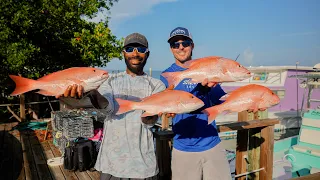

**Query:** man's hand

left=158, top=112, right=176, bottom=118
left=164, top=84, right=175, bottom=91
left=247, top=108, right=267, bottom=113
left=201, top=78, right=218, bottom=88
left=56, top=84, right=84, bottom=99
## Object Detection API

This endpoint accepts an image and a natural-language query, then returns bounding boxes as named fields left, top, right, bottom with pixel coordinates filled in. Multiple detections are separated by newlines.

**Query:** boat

left=218, top=65, right=320, bottom=133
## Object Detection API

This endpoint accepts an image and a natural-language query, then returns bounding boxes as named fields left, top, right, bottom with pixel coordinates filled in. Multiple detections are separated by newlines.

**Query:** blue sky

left=92, top=0, right=320, bottom=71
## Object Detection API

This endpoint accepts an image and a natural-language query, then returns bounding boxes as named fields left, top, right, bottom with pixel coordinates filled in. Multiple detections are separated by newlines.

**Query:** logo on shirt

left=182, top=79, right=197, bottom=89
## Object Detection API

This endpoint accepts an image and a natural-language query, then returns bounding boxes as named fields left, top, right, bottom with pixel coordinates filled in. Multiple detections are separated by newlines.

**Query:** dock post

left=236, top=111, right=250, bottom=180
left=259, top=125, right=274, bottom=180
left=20, top=94, right=26, bottom=121
left=153, top=130, right=174, bottom=180
left=236, top=110, right=269, bottom=180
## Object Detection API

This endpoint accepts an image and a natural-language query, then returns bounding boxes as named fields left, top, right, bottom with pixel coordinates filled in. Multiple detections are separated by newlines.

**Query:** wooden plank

left=10, top=122, right=26, bottom=180
left=290, top=172, right=320, bottom=180
left=248, top=112, right=263, bottom=180
left=154, top=131, right=172, bottom=180
left=0, top=123, right=6, bottom=148
left=235, top=111, right=249, bottom=180
left=28, top=132, right=53, bottom=180
left=248, top=128, right=261, bottom=180
left=235, top=129, right=248, bottom=180
left=217, top=118, right=279, bottom=132
left=20, top=94, right=26, bottom=121
left=86, top=170, right=101, bottom=180
left=259, top=126, right=274, bottom=180
left=21, top=131, right=39, bottom=180
left=47, top=140, right=79, bottom=180
left=40, top=141, right=65, bottom=180
left=74, top=171, right=92, bottom=180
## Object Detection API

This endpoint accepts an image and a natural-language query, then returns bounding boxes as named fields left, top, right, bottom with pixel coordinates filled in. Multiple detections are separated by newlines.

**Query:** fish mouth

left=101, top=72, right=109, bottom=79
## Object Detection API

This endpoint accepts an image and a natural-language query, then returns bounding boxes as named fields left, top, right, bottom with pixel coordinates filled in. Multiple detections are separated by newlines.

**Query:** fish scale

left=161, top=56, right=252, bottom=87
left=9, top=67, right=109, bottom=97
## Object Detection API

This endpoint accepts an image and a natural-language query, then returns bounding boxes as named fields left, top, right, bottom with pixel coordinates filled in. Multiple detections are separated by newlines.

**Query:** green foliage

left=0, top=0, right=123, bottom=116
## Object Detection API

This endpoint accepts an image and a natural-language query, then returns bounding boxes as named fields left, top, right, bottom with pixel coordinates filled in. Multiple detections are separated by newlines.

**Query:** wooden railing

left=153, top=111, right=279, bottom=180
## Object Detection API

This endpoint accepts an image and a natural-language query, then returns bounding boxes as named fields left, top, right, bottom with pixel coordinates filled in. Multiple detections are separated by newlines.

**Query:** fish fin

left=115, top=98, right=135, bottom=115
left=219, top=94, right=230, bottom=101
left=161, top=71, right=181, bottom=87
left=202, top=106, right=221, bottom=124
left=9, top=75, right=38, bottom=96
left=36, top=90, right=55, bottom=96
left=141, top=112, right=157, bottom=117
left=222, top=110, right=232, bottom=115
left=247, top=96, right=263, bottom=113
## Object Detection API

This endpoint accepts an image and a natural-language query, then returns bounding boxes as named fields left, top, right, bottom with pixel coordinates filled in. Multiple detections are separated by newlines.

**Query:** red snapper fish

left=202, top=84, right=280, bottom=124
left=161, top=56, right=252, bottom=87
left=9, top=67, right=109, bottom=97
left=115, top=89, right=205, bottom=117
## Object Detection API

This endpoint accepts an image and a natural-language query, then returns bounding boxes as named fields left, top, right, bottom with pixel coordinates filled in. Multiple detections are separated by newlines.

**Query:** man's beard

left=125, top=56, right=147, bottom=74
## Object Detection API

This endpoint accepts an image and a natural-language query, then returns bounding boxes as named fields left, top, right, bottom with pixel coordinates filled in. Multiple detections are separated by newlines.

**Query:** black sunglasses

left=170, top=40, right=192, bottom=49
left=123, top=46, right=149, bottom=54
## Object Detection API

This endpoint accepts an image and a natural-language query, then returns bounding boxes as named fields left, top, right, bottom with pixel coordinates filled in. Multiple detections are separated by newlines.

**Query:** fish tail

left=115, top=98, right=135, bottom=115
left=202, top=105, right=222, bottom=124
left=9, top=75, right=38, bottom=96
left=161, top=71, right=181, bottom=87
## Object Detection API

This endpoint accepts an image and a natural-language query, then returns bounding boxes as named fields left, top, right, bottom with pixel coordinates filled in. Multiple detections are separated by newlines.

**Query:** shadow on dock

left=0, top=123, right=24, bottom=180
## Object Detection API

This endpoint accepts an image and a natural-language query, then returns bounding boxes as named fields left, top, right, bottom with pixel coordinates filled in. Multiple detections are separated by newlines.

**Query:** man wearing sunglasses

left=61, top=32, right=169, bottom=180
left=160, top=27, right=232, bottom=180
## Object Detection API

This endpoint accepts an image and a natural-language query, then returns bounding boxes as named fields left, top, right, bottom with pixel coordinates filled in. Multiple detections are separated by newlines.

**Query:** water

left=106, top=69, right=163, bottom=80
left=148, top=70, right=163, bottom=80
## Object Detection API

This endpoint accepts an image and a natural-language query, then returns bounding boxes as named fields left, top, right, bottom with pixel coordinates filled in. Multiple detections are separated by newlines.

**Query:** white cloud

left=88, top=0, right=178, bottom=31
left=243, top=47, right=254, bottom=66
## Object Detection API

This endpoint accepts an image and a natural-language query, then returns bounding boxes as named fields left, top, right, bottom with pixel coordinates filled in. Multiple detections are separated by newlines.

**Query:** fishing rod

left=235, top=54, right=240, bottom=61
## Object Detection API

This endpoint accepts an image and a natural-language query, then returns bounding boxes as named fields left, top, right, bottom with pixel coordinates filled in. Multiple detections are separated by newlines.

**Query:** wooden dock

left=1, top=119, right=319, bottom=180
left=0, top=121, right=101, bottom=180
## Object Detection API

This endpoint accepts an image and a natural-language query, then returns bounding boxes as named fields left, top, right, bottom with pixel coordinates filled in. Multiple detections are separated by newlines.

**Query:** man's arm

left=58, top=79, right=115, bottom=117
left=85, top=90, right=109, bottom=109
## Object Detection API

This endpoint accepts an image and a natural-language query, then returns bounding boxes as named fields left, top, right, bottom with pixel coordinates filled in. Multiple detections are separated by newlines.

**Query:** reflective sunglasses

left=123, top=46, right=149, bottom=53
left=170, top=40, right=192, bottom=49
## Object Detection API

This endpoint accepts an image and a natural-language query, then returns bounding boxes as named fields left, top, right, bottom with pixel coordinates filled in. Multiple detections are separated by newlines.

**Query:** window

left=252, top=72, right=268, bottom=81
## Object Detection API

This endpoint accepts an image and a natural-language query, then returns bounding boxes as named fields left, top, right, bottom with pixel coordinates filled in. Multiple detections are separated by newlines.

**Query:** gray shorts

left=100, top=173, right=159, bottom=180
left=171, top=143, right=232, bottom=180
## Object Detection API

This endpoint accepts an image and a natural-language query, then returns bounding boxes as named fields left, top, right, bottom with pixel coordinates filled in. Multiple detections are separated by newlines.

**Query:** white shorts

left=171, top=143, right=232, bottom=180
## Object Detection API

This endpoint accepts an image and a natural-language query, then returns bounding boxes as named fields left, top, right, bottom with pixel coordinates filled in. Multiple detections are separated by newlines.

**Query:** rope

left=273, top=153, right=296, bottom=166
left=46, top=97, right=54, bottom=112
left=0, top=100, right=59, bottom=107
left=233, top=168, right=265, bottom=178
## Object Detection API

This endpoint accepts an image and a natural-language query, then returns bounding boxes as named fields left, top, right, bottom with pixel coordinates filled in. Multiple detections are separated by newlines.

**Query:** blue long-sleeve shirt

left=160, top=63, right=226, bottom=152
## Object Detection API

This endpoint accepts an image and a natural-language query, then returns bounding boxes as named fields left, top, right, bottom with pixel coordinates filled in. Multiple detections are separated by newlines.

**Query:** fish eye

left=93, top=69, right=96, bottom=72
